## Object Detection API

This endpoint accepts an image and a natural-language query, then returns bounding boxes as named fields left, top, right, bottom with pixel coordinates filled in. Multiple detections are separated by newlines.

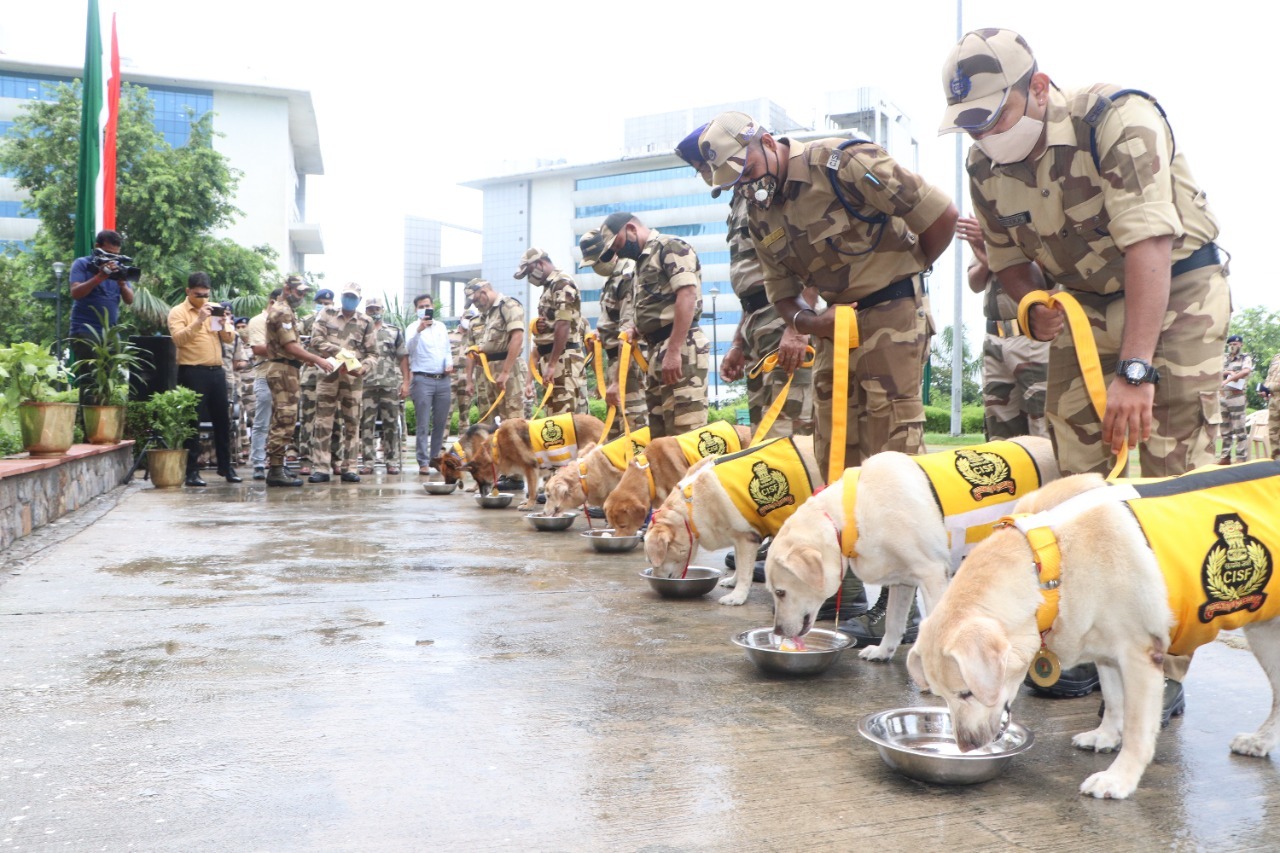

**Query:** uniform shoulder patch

left=761, top=227, right=786, bottom=247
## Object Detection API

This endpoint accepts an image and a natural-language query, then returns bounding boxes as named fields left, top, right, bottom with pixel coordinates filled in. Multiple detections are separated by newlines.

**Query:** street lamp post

left=52, top=261, right=66, bottom=359
left=708, top=287, right=720, bottom=400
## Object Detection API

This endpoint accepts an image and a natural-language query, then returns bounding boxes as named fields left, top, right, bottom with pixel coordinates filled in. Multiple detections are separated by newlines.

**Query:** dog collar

left=997, top=513, right=1063, bottom=634
left=680, top=482, right=701, bottom=543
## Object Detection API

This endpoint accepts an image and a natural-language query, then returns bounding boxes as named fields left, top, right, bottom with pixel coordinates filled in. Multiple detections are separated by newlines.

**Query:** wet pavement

left=2, top=466, right=1279, bottom=851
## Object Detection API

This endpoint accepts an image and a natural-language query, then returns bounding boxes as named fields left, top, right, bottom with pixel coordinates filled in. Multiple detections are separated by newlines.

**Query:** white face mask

left=975, top=115, right=1044, bottom=164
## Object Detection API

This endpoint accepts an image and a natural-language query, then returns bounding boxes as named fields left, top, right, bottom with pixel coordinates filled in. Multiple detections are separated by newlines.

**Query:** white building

left=0, top=57, right=323, bottom=274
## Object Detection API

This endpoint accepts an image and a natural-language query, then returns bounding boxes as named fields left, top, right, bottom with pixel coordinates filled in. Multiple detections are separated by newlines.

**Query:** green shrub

left=924, top=405, right=985, bottom=435
left=0, top=426, right=22, bottom=457
left=144, top=387, right=201, bottom=449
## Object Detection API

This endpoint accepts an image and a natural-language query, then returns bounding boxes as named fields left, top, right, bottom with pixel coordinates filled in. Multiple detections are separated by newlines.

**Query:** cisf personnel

left=465, top=278, right=528, bottom=422
left=359, top=297, right=409, bottom=474
left=579, top=228, right=647, bottom=439
left=938, top=28, right=1230, bottom=478
left=514, top=247, right=587, bottom=416
left=674, top=124, right=813, bottom=440
left=699, top=111, right=957, bottom=475
left=307, top=282, right=378, bottom=483
left=595, top=211, right=708, bottom=438
left=296, top=287, right=335, bottom=476
left=449, top=313, right=475, bottom=431
left=1218, top=335, right=1253, bottom=465
left=264, top=276, right=334, bottom=487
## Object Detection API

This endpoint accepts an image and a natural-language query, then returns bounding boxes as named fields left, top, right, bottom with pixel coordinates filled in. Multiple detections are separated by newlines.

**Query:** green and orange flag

left=74, top=0, right=120, bottom=259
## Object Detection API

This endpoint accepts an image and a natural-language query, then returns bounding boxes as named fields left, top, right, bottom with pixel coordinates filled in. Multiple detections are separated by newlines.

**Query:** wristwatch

left=1116, top=358, right=1160, bottom=386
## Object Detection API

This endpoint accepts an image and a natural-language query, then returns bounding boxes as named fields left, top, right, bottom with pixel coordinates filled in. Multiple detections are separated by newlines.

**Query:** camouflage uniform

left=1268, top=354, right=1280, bottom=460
left=264, top=296, right=303, bottom=467
left=595, top=259, right=648, bottom=439
left=223, top=333, right=252, bottom=463
left=464, top=310, right=490, bottom=419
left=474, top=293, right=528, bottom=422
left=725, top=193, right=813, bottom=439
left=361, top=322, right=407, bottom=468
left=530, top=270, right=587, bottom=416
left=308, top=305, right=378, bottom=476
left=966, top=84, right=1228, bottom=477
left=624, top=229, right=708, bottom=438
left=1218, top=345, right=1255, bottom=463
left=731, top=134, right=950, bottom=476
left=235, top=326, right=257, bottom=460
left=296, top=311, right=328, bottom=468
left=978, top=271, right=1049, bottom=440
left=449, top=326, right=473, bottom=429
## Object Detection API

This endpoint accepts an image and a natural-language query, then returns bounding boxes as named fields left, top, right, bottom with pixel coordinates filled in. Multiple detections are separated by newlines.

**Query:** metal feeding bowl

left=582, top=529, right=643, bottom=553
left=732, top=627, right=853, bottom=676
left=639, top=566, right=723, bottom=599
left=858, top=707, right=1034, bottom=785
left=422, top=481, right=458, bottom=495
left=474, top=492, right=514, bottom=509
left=525, top=511, right=577, bottom=531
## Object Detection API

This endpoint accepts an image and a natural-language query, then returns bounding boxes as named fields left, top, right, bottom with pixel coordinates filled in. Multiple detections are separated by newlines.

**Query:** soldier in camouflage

left=296, top=288, right=335, bottom=475
left=466, top=279, right=528, bottom=422
left=1267, top=354, right=1280, bottom=460
left=579, top=229, right=647, bottom=439
left=449, top=314, right=475, bottom=431
left=1218, top=335, right=1254, bottom=464
left=307, top=282, right=378, bottom=483
left=940, top=28, right=1231, bottom=479
left=233, top=316, right=255, bottom=464
left=263, top=276, right=334, bottom=487
left=515, top=247, right=587, bottom=416
left=957, top=215, right=1049, bottom=440
left=700, top=111, right=957, bottom=476
left=675, top=125, right=813, bottom=439
left=595, top=212, right=708, bottom=438
left=359, top=297, right=409, bottom=474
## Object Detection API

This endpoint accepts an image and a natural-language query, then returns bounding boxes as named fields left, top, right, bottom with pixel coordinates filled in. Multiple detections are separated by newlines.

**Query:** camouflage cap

left=286, top=274, right=311, bottom=293
left=364, top=296, right=383, bottom=310
left=578, top=229, right=607, bottom=266
left=698, top=111, right=762, bottom=190
left=342, top=282, right=362, bottom=297
left=513, top=247, right=550, bottom=280
left=595, top=212, right=635, bottom=263
left=938, top=28, right=1037, bottom=135
left=463, top=277, right=488, bottom=306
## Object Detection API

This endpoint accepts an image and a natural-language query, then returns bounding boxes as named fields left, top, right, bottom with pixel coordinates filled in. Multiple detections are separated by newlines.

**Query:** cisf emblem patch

left=541, top=418, right=565, bottom=449
left=952, top=449, right=1017, bottom=501
left=696, top=430, right=728, bottom=458
left=1199, top=513, right=1273, bottom=623
left=747, top=461, right=793, bottom=517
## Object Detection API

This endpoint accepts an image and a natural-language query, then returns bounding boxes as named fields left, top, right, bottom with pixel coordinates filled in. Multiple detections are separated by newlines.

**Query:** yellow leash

left=526, top=319, right=558, bottom=420
left=746, top=345, right=816, bottom=446
left=585, top=332, right=618, bottom=440
left=617, top=331, right=639, bottom=461
left=827, top=305, right=861, bottom=485
left=467, top=346, right=506, bottom=423
left=1017, top=291, right=1129, bottom=480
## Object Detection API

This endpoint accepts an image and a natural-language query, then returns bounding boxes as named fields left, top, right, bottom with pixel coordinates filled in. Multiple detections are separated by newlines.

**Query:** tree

left=929, top=325, right=982, bottom=407
left=0, top=80, right=276, bottom=340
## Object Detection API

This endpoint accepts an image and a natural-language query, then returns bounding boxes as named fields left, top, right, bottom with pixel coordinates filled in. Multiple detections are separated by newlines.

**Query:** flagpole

left=74, top=0, right=104, bottom=260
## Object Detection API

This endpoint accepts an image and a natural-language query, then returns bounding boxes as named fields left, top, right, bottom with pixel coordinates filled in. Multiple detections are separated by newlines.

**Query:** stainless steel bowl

left=639, top=565, right=723, bottom=599
left=581, top=529, right=643, bottom=553
left=422, top=481, right=458, bottom=495
left=732, top=627, right=853, bottom=676
left=474, top=492, right=514, bottom=509
left=525, top=512, right=577, bottom=531
left=858, top=707, right=1034, bottom=785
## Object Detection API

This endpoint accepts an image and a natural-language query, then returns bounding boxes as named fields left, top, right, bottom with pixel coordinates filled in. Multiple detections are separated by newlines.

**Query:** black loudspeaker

left=128, top=335, right=177, bottom=402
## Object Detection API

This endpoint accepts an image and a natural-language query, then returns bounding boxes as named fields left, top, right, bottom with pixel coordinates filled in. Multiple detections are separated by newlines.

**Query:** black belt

left=179, top=364, right=222, bottom=371
left=535, top=342, right=581, bottom=357
left=269, top=358, right=303, bottom=369
left=641, top=323, right=700, bottom=346
left=414, top=371, right=446, bottom=379
left=740, top=289, right=770, bottom=315
left=986, top=318, right=1023, bottom=337
left=1171, top=242, right=1220, bottom=278
left=480, top=350, right=508, bottom=362
left=855, top=275, right=918, bottom=311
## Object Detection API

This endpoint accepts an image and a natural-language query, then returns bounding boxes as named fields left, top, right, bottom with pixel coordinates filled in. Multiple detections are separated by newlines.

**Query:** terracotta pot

left=18, top=401, right=77, bottom=457
left=83, top=405, right=126, bottom=445
left=147, top=448, right=188, bottom=488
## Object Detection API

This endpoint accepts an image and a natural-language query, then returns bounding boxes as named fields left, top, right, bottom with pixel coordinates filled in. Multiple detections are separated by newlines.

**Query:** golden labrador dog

left=542, top=428, right=651, bottom=517
left=477, top=414, right=605, bottom=510
left=766, top=437, right=1058, bottom=661
left=603, top=423, right=753, bottom=536
left=907, top=461, right=1280, bottom=800
left=645, top=435, right=819, bottom=605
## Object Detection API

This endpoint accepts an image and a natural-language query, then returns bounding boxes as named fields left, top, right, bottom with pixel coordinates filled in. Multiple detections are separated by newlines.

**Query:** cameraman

left=68, top=229, right=135, bottom=405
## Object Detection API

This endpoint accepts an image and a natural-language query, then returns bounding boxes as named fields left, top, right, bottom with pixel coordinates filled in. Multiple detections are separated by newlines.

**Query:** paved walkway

left=1, top=467, right=1278, bottom=851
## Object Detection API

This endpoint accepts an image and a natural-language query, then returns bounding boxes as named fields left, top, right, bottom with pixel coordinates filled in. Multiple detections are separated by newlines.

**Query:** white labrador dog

left=907, top=461, right=1280, bottom=799
left=766, top=436, right=1058, bottom=661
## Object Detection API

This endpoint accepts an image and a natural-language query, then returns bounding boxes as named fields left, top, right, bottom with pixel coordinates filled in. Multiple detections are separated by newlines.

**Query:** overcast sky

left=3, top=0, right=1272, bottom=342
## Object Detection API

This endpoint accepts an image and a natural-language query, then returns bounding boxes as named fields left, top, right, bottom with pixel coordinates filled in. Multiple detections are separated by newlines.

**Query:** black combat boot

left=838, top=587, right=922, bottom=648
left=266, top=465, right=303, bottom=487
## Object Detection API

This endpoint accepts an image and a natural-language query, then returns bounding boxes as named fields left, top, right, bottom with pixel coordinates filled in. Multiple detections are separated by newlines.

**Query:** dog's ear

left=905, top=646, right=931, bottom=692
left=788, top=546, right=826, bottom=592
left=644, top=522, right=671, bottom=565
left=946, top=621, right=1011, bottom=708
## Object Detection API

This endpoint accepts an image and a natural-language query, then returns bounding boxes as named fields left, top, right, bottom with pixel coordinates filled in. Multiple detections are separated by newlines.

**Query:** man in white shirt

left=404, top=293, right=453, bottom=474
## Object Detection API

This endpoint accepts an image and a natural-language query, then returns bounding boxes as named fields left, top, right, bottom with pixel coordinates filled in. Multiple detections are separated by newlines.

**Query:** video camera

left=89, top=247, right=142, bottom=283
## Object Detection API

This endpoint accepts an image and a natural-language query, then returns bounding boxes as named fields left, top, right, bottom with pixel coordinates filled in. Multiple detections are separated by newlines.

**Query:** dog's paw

left=719, top=575, right=738, bottom=589
left=1230, top=733, right=1275, bottom=757
left=1072, top=727, right=1122, bottom=753
left=1079, top=770, right=1137, bottom=800
left=717, top=589, right=750, bottom=606
left=858, top=644, right=896, bottom=662
left=516, top=500, right=535, bottom=511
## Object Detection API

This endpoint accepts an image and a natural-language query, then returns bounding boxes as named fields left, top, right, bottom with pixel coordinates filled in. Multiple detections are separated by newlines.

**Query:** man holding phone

left=404, top=293, right=452, bottom=474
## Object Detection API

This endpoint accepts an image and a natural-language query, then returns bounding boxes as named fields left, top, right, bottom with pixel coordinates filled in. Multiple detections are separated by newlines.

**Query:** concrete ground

left=2, top=458, right=1279, bottom=851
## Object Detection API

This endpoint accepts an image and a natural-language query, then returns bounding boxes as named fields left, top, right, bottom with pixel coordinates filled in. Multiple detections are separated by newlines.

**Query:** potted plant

left=142, top=386, right=201, bottom=488
left=75, top=311, right=151, bottom=444
left=0, top=342, right=75, bottom=457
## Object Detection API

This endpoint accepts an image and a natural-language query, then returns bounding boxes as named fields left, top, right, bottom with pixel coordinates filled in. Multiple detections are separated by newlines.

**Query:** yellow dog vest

left=841, top=440, right=1044, bottom=563
left=598, top=426, right=651, bottom=471
left=528, top=414, right=579, bottom=468
left=712, top=437, right=815, bottom=538
left=1012, top=461, right=1280, bottom=656
left=673, top=421, right=742, bottom=467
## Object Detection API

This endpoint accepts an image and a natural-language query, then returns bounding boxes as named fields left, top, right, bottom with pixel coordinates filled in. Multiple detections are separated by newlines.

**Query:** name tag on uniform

left=826, top=152, right=842, bottom=170
left=761, top=227, right=786, bottom=248
left=997, top=211, right=1031, bottom=228
left=282, top=322, right=293, bottom=329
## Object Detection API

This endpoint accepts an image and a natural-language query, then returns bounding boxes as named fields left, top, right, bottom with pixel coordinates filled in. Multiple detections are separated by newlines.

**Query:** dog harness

left=839, top=440, right=1044, bottom=563
left=598, top=426, right=651, bottom=472
left=528, top=413, right=579, bottom=468
left=1005, top=461, right=1280, bottom=656
left=673, top=420, right=742, bottom=467
left=706, top=436, right=815, bottom=538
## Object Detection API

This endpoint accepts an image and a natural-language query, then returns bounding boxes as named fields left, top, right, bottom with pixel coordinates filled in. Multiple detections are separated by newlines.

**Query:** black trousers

left=178, top=364, right=233, bottom=475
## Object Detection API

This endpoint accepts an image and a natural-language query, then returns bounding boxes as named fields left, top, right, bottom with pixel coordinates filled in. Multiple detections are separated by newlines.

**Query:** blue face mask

left=341, top=295, right=359, bottom=312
